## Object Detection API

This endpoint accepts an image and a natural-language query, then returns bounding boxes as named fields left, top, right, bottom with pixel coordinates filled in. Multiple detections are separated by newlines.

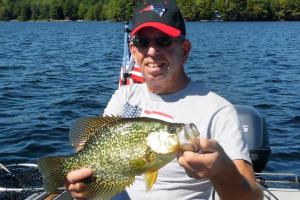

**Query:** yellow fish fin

left=144, top=170, right=158, bottom=192
left=80, top=177, right=135, bottom=200
left=69, top=116, right=123, bottom=151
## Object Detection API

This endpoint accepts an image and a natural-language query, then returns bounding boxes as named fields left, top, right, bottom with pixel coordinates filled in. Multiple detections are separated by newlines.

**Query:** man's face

left=129, top=27, right=190, bottom=94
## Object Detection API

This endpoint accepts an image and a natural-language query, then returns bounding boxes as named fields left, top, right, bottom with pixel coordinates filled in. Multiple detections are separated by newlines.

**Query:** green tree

left=225, top=0, right=241, bottom=20
left=245, top=0, right=272, bottom=20
left=0, top=5, right=10, bottom=21
left=63, top=0, right=78, bottom=20
left=194, top=0, right=213, bottom=20
left=85, top=4, right=97, bottom=20
left=50, top=0, right=64, bottom=20
left=177, top=0, right=197, bottom=20
left=39, top=1, right=50, bottom=20
left=271, top=0, right=285, bottom=20
left=213, top=0, right=227, bottom=17
left=17, top=1, right=32, bottom=21
left=84, top=3, right=104, bottom=20
left=1, top=0, right=299, bottom=21
left=78, top=2, right=87, bottom=19
left=287, top=0, right=300, bottom=20
left=31, top=2, right=41, bottom=20
left=103, top=0, right=121, bottom=21
left=94, top=2, right=104, bottom=20
left=105, top=0, right=121, bottom=21
left=119, top=0, right=137, bottom=21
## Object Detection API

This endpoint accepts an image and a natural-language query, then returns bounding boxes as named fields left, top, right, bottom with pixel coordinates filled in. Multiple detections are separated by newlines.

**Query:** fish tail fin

left=37, top=156, right=67, bottom=193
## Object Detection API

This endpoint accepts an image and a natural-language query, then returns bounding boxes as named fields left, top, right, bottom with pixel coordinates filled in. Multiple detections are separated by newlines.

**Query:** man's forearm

left=210, top=159, right=263, bottom=200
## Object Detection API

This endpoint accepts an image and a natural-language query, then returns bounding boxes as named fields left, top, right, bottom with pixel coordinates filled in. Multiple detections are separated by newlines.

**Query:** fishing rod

left=121, top=21, right=130, bottom=85
left=3, top=163, right=38, bottom=168
left=0, top=187, right=45, bottom=192
left=0, top=187, right=66, bottom=193
left=119, top=21, right=140, bottom=86
left=0, top=163, right=38, bottom=174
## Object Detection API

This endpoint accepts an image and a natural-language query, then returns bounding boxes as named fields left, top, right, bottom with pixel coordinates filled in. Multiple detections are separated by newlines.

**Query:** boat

left=212, top=11, right=223, bottom=22
left=1, top=105, right=299, bottom=200
left=209, top=105, right=300, bottom=200
left=1, top=23, right=299, bottom=200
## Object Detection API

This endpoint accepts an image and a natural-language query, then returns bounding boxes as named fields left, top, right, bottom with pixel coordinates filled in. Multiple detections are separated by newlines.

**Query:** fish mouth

left=178, top=123, right=200, bottom=151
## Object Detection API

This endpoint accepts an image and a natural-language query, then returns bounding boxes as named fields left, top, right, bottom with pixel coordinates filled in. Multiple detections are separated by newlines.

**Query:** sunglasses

left=131, top=35, right=185, bottom=48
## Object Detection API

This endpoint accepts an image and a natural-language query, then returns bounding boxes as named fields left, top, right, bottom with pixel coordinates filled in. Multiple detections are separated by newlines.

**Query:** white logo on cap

left=140, top=5, right=167, bottom=17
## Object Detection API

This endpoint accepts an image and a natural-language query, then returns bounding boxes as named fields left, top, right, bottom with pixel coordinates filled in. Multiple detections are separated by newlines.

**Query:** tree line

left=0, top=0, right=299, bottom=21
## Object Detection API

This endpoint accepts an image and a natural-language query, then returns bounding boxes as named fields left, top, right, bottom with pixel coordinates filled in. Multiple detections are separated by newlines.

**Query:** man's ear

left=129, top=43, right=135, bottom=55
left=129, top=43, right=138, bottom=63
left=182, top=40, right=191, bottom=64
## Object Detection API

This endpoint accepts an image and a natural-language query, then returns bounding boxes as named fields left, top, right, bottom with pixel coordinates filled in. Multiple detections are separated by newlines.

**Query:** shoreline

left=1, top=19, right=300, bottom=23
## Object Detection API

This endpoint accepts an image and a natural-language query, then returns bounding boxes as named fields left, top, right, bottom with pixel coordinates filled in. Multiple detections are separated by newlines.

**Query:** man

left=65, top=0, right=263, bottom=199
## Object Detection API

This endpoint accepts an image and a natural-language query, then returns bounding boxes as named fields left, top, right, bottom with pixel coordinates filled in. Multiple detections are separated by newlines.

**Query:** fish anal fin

left=69, top=116, right=123, bottom=151
left=144, top=170, right=158, bottom=192
left=80, top=177, right=135, bottom=200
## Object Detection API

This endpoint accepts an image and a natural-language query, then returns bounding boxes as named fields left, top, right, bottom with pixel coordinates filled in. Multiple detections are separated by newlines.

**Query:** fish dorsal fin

left=69, top=116, right=123, bottom=151
left=144, top=170, right=158, bottom=192
left=81, top=176, right=135, bottom=200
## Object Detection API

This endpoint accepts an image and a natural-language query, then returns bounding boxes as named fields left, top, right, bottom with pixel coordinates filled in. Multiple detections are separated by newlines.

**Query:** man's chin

left=146, top=78, right=168, bottom=93
left=148, top=72, right=168, bottom=80
left=146, top=76, right=165, bottom=84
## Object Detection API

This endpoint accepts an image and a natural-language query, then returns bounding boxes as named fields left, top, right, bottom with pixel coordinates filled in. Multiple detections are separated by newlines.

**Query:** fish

left=37, top=116, right=200, bottom=200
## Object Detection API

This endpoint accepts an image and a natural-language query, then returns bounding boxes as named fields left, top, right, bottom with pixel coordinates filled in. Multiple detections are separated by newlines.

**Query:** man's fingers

left=66, top=168, right=93, bottom=184
left=183, top=167, right=199, bottom=179
left=67, top=182, right=83, bottom=192
left=69, top=191, right=87, bottom=200
left=177, top=150, right=210, bottom=179
left=197, top=138, right=220, bottom=153
left=177, top=150, right=203, bottom=168
left=64, top=168, right=92, bottom=200
left=67, top=182, right=88, bottom=200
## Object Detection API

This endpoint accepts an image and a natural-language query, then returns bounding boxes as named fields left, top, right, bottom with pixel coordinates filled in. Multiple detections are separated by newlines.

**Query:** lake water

left=0, top=21, right=299, bottom=177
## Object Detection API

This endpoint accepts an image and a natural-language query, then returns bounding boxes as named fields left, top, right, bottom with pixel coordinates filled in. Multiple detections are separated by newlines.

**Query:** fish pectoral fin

left=80, top=177, right=135, bottom=200
left=144, top=170, right=158, bottom=192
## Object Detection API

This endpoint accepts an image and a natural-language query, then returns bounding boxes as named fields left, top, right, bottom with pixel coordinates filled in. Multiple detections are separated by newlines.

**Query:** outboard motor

left=235, top=105, right=271, bottom=172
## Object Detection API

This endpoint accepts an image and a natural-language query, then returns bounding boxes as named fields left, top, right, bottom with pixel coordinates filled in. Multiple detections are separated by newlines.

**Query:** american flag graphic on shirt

left=123, top=103, right=142, bottom=118
left=122, top=103, right=174, bottom=121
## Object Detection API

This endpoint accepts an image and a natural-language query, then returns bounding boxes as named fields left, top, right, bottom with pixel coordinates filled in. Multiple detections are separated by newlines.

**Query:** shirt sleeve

left=211, top=105, right=252, bottom=164
left=103, top=87, right=125, bottom=117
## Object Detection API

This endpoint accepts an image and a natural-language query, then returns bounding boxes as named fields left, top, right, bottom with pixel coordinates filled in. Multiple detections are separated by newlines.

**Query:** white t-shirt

left=104, top=80, right=251, bottom=200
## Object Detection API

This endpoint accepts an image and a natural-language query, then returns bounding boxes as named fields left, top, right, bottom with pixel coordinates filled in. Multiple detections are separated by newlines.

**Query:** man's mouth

left=146, top=63, right=164, bottom=68
left=146, top=63, right=166, bottom=76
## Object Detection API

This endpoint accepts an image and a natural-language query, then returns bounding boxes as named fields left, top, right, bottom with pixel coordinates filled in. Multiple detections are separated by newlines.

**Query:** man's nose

left=146, top=43, right=160, bottom=56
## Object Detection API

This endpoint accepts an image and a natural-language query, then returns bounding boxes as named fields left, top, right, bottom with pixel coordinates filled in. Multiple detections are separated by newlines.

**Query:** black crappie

left=38, top=116, right=199, bottom=200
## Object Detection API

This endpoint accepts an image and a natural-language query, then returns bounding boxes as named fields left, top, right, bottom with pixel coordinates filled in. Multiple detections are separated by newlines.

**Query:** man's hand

left=177, top=138, right=263, bottom=200
left=65, top=168, right=93, bottom=200
left=177, top=138, right=230, bottom=179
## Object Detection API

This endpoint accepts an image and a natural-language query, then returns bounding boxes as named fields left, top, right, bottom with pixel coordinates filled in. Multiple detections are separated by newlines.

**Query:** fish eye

left=168, top=126, right=177, bottom=134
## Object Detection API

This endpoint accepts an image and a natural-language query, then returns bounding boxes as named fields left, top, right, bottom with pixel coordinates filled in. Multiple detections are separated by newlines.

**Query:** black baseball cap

left=131, top=0, right=186, bottom=38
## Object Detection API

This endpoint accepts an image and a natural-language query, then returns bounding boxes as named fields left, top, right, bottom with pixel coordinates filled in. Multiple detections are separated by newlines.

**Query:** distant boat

left=213, top=10, right=223, bottom=21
